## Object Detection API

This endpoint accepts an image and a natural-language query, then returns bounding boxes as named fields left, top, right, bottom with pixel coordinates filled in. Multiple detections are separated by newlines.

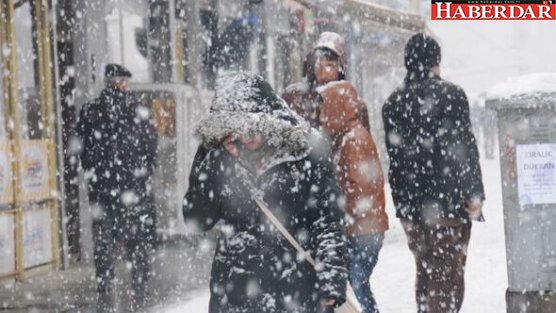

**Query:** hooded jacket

left=282, top=32, right=369, bottom=131
left=319, top=81, right=388, bottom=236
left=183, top=72, right=348, bottom=313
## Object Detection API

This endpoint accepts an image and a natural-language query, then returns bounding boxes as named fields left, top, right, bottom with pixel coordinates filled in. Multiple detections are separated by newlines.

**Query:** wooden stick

left=253, top=198, right=360, bottom=313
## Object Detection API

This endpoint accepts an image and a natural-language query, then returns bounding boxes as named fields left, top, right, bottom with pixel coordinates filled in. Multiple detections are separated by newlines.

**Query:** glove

left=466, top=197, right=484, bottom=221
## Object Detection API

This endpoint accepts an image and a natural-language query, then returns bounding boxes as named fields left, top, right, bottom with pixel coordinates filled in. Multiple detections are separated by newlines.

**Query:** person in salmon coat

left=319, top=80, right=389, bottom=313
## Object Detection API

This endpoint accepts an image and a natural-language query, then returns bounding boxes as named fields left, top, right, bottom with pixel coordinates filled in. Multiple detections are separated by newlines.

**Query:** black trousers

left=92, top=200, right=152, bottom=293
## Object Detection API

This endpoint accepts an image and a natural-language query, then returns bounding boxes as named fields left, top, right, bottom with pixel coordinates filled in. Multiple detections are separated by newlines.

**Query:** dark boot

left=96, top=290, right=117, bottom=313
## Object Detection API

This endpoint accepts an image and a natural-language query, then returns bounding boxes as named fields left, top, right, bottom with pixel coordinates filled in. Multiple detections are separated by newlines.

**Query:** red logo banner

left=432, top=1, right=556, bottom=20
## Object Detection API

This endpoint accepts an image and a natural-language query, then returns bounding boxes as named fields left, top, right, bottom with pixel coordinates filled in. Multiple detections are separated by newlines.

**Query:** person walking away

left=382, top=33, right=485, bottom=313
left=282, top=32, right=369, bottom=131
left=183, top=71, right=348, bottom=313
left=319, top=81, right=388, bottom=313
left=77, top=63, right=158, bottom=310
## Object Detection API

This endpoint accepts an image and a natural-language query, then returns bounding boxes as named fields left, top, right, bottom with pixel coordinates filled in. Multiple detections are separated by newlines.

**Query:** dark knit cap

left=404, top=33, right=441, bottom=72
left=105, top=63, right=132, bottom=79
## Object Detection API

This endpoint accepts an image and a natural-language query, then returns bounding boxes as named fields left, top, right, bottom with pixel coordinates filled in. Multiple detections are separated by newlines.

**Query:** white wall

left=428, top=20, right=556, bottom=94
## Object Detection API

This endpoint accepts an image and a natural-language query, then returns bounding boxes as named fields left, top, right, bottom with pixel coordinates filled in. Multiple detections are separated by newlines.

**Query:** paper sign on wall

left=0, top=213, right=15, bottom=275
left=20, top=140, right=50, bottom=202
left=516, top=144, right=556, bottom=206
left=22, top=208, right=53, bottom=268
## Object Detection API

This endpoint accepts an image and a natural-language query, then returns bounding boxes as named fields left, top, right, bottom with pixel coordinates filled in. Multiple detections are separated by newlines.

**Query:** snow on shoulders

left=284, top=81, right=309, bottom=94
left=487, top=73, right=556, bottom=100
left=315, top=80, right=347, bottom=94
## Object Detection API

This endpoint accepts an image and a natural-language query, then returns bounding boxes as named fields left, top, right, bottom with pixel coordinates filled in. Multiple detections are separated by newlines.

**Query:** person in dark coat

left=216, top=2, right=260, bottom=71
left=382, top=33, right=485, bottom=313
left=76, top=63, right=158, bottom=307
left=282, top=32, right=369, bottom=131
left=183, top=71, right=348, bottom=313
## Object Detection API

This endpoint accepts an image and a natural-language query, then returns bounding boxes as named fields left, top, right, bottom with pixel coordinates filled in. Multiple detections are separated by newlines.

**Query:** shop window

left=14, top=1, right=41, bottom=140
left=152, top=98, right=176, bottom=138
left=106, top=9, right=151, bottom=83
left=0, top=11, right=9, bottom=210
left=200, top=8, right=218, bottom=88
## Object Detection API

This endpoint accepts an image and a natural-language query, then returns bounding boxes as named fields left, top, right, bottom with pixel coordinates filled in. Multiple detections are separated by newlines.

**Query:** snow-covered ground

left=168, top=157, right=507, bottom=313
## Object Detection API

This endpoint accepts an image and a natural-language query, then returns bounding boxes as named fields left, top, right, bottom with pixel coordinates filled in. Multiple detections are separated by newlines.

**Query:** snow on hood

left=487, top=73, right=556, bottom=100
left=195, top=71, right=311, bottom=155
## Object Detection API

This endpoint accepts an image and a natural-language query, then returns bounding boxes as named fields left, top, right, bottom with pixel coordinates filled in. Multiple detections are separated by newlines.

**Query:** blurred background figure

left=282, top=31, right=369, bottom=130
left=77, top=63, right=158, bottom=311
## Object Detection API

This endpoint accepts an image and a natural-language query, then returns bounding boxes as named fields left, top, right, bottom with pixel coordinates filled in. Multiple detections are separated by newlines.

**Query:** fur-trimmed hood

left=195, top=71, right=311, bottom=160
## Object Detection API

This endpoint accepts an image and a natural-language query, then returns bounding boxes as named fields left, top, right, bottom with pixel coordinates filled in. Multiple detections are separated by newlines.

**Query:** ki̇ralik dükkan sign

left=432, top=0, right=556, bottom=20
left=516, top=144, right=556, bottom=206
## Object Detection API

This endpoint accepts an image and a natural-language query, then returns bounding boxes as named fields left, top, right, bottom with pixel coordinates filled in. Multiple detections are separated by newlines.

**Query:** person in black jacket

left=76, top=64, right=157, bottom=307
left=183, top=71, right=348, bottom=313
left=382, top=34, right=485, bottom=313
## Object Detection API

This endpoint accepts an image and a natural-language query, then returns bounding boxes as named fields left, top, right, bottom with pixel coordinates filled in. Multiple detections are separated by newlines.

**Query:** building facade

left=0, top=0, right=424, bottom=281
left=0, top=0, right=60, bottom=281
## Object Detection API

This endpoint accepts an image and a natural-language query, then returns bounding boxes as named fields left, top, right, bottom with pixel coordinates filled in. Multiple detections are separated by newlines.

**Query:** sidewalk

left=169, top=158, right=508, bottom=313
left=0, top=236, right=215, bottom=313
left=1, top=159, right=506, bottom=313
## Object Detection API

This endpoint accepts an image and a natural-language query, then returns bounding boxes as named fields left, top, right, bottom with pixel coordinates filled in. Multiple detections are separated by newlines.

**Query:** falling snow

left=0, top=1, right=554, bottom=313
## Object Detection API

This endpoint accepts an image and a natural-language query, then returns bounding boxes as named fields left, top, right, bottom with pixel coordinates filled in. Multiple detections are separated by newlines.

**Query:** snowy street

left=0, top=156, right=507, bottom=313
left=2, top=0, right=554, bottom=312
left=169, top=157, right=507, bottom=313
